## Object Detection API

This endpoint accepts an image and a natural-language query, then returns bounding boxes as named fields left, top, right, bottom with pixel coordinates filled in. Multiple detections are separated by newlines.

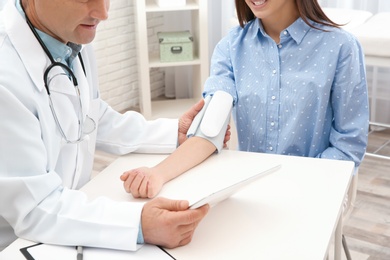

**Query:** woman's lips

left=252, top=0, right=267, bottom=6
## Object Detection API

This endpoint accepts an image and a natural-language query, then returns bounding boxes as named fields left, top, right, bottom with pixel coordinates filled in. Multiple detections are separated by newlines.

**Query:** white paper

left=24, top=243, right=173, bottom=260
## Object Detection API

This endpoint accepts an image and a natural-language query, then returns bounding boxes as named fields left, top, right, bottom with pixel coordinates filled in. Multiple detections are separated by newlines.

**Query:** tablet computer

left=189, top=164, right=281, bottom=209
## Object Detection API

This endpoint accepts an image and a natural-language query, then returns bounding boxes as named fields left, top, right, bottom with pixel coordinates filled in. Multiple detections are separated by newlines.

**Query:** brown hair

left=234, top=0, right=341, bottom=30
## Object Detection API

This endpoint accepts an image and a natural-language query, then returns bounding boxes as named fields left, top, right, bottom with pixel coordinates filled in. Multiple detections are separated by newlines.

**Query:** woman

left=121, top=0, right=369, bottom=199
left=203, top=0, right=369, bottom=167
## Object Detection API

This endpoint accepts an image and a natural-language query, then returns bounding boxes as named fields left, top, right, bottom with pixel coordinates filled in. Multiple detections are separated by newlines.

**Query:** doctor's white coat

left=0, top=0, right=178, bottom=251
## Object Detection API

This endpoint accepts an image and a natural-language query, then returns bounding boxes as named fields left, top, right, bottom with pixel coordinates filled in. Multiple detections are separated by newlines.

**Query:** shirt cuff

left=137, top=223, right=144, bottom=244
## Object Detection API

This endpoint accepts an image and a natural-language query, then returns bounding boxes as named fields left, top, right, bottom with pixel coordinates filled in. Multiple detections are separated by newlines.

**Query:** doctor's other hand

left=120, top=167, right=163, bottom=198
left=141, top=198, right=209, bottom=248
left=178, top=98, right=231, bottom=147
left=222, top=124, right=231, bottom=148
left=178, top=99, right=205, bottom=145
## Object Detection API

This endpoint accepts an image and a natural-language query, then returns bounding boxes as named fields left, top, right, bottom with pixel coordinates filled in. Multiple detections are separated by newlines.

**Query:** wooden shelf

left=135, top=0, right=209, bottom=119
left=148, top=53, right=201, bottom=68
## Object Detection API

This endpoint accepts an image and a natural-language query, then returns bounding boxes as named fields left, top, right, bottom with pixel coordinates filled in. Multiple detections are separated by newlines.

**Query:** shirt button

left=56, top=58, right=62, bottom=62
left=269, top=146, right=273, bottom=151
left=271, top=122, right=275, bottom=126
left=272, top=69, right=277, bottom=74
left=271, top=96, right=276, bottom=100
left=283, top=31, right=287, bottom=35
left=278, top=44, right=282, bottom=48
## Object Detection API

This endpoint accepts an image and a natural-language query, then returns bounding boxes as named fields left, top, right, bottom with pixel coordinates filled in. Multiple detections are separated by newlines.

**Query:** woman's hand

left=120, top=167, right=164, bottom=198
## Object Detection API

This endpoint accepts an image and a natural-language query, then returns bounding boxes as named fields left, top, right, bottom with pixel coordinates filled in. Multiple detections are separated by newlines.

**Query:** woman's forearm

left=154, top=137, right=217, bottom=183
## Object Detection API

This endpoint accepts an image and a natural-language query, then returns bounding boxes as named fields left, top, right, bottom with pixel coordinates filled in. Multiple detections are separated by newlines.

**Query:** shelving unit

left=135, top=0, right=209, bottom=119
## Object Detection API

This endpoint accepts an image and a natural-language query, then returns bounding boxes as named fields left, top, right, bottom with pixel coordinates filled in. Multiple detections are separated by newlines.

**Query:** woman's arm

left=121, top=137, right=216, bottom=198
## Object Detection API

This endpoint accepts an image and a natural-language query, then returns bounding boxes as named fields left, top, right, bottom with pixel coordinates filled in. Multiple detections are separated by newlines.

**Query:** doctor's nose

left=90, top=0, right=110, bottom=21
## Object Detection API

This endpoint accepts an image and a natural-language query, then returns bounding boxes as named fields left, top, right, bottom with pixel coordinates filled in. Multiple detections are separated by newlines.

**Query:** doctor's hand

left=178, top=99, right=231, bottom=147
left=178, top=99, right=205, bottom=145
left=141, top=198, right=209, bottom=249
left=120, top=167, right=164, bottom=198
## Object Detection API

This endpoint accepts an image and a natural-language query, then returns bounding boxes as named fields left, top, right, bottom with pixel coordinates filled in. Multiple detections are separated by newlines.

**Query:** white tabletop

left=1, top=150, right=354, bottom=260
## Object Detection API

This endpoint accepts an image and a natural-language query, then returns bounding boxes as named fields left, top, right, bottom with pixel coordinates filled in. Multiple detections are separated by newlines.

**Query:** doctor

left=0, top=0, right=221, bottom=252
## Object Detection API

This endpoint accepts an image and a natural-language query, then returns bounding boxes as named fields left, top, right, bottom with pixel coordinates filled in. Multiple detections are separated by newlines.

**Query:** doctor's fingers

left=170, top=204, right=209, bottom=227
left=178, top=99, right=205, bottom=145
left=178, top=228, right=197, bottom=247
left=182, top=98, right=204, bottom=122
left=168, top=212, right=206, bottom=248
left=163, top=226, right=197, bottom=249
left=223, top=124, right=231, bottom=148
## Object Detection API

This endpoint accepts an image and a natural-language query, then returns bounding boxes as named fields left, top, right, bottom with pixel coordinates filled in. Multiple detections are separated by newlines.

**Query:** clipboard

left=189, top=164, right=281, bottom=209
left=20, top=243, right=175, bottom=260
left=20, top=243, right=41, bottom=260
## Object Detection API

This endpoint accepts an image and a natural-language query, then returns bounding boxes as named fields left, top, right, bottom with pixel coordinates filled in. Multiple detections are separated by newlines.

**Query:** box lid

left=158, top=31, right=193, bottom=44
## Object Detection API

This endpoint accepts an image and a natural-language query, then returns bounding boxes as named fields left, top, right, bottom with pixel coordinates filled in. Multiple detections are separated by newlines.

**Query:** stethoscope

left=24, top=11, right=96, bottom=144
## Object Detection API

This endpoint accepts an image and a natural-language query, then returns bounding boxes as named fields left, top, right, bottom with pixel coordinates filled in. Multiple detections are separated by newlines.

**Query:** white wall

left=93, top=1, right=165, bottom=112
left=319, top=0, right=390, bottom=13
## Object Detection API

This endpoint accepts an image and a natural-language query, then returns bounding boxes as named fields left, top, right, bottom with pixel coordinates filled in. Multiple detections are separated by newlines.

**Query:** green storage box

left=158, top=31, right=194, bottom=62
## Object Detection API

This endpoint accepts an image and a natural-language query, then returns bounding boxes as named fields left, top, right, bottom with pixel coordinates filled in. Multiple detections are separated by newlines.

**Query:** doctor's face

left=23, top=0, right=110, bottom=44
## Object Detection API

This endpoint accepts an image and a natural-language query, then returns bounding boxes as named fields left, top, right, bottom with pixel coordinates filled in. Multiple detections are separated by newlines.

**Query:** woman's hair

left=234, top=0, right=340, bottom=30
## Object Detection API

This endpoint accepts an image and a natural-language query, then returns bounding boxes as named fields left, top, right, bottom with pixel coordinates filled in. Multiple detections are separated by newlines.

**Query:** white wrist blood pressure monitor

left=187, top=91, right=233, bottom=152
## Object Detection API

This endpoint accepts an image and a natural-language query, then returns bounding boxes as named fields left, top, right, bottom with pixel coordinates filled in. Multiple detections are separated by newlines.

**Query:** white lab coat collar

left=4, top=0, right=91, bottom=116
left=4, top=0, right=48, bottom=93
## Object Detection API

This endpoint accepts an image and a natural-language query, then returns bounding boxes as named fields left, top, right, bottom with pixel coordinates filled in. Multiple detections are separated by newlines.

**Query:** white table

left=1, top=150, right=354, bottom=260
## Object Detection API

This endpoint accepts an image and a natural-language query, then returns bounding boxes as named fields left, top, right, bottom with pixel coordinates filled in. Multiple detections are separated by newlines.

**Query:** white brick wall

left=93, top=1, right=165, bottom=112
